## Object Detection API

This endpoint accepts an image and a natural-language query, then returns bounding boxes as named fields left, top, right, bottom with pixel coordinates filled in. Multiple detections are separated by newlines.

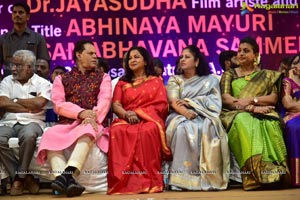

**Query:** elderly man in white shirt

left=0, top=50, right=51, bottom=196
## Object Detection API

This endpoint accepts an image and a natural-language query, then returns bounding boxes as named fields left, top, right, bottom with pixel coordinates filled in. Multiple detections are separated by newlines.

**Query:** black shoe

left=66, top=178, right=85, bottom=197
left=51, top=175, right=67, bottom=195
left=0, top=177, right=9, bottom=196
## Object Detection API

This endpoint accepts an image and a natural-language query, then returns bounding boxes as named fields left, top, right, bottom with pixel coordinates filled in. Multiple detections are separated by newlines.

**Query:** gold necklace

left=132, top=76, right=147, bottom=87
left=240, top=68, right=254, bottom=81
left=244, top=75, right=251, bottom=81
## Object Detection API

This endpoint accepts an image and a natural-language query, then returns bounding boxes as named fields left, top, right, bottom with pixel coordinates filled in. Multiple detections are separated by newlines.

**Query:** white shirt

left=110, top=76, right=121, bottom=120
left=0, top=74, right=52, bottom=129
left=111, top=76, right=120, bottom=96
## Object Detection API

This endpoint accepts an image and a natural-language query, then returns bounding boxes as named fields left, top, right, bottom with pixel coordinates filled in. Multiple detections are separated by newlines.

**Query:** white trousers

left=47, top=135, right=92, bottom=177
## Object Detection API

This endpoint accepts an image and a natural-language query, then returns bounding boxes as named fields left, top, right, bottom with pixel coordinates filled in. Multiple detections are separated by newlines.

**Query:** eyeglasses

left=10, top=63, right=27, bottom=69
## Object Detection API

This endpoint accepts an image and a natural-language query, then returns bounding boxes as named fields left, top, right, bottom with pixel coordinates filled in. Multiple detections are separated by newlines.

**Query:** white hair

left=12, top=50, right=36, bottom=69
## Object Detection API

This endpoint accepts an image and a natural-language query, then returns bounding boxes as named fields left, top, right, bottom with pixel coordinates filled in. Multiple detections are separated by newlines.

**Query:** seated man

left=36, top=40, right=112, bottom=197
left=0, top=50, right=51, bottom=196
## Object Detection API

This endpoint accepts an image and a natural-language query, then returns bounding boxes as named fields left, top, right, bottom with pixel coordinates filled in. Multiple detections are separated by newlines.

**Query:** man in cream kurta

left=0, top=50, right=51, bottom=196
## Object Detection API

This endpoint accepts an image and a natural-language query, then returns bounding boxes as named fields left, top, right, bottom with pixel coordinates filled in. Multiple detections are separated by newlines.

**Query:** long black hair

left=175, top=45, right=211, bottom=76
left=288, top=53, right=300, bottom=70
left=121, top=46, right=156, bottom=83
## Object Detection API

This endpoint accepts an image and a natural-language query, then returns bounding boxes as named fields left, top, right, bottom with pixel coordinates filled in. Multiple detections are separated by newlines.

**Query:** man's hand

left=78, top=110, right=97, bottom=120
left=81, top=118, right=98, bottom=131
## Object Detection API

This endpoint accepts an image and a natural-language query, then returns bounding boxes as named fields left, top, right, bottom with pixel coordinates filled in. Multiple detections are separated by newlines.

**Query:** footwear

left=51, top=175, right=67, bottom=195
left=66, top=178, right=85, bottom=197
left=10, top=179, right=24, bottom=196
left=24, top=175, right=40, bottom=194
left=0, top=177, right=9, bottom=196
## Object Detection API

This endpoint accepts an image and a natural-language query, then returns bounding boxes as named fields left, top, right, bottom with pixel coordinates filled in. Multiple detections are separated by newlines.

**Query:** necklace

left=132, top=76, right=147, bottom=87
left=240, top=68, right=255, bottom=81
left=244, top=75, right=251, bottom=81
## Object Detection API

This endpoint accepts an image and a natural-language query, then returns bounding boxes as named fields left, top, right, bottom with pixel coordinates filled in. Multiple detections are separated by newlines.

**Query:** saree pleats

left=228, top=112, right=290, bottom=190
left=108, top=121, right=163, bottom=194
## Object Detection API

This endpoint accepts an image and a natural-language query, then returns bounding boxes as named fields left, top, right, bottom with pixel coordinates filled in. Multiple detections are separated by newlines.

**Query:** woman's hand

left=252, top=106, right=275, bottom=114
left=82, top=118, right=98, bottom=131
left=175, top=99, right=191, bottom=108
left=288, top=67, right=297, bottom=79
left=183, top=109, right=197, bottom=120
left=233, top=98, right=252, bottom=109
left=124, top=110, right=140, bottom=124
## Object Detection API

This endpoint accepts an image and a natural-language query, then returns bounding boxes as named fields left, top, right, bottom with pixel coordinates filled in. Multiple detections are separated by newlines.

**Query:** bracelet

left=235, top=105, right=246, bottom=110
left=245, top=105, right=254, bottom=112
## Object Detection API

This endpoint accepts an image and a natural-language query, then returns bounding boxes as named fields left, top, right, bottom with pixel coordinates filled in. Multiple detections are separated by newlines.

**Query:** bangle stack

left=245, top=105, right=255, bottom=112
left=235, top=105, right=242, bottom=110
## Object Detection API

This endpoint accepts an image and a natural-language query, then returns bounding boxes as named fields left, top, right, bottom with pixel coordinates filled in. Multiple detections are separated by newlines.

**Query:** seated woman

left=220, top=36, right=291, bottom=190
left=281, top=53, right=300, bottom=188
left=107, top=46, right=172, bottom=194
left=36, top=40, right=112, bottom=197
left=165, top=45, right=230, bottom=191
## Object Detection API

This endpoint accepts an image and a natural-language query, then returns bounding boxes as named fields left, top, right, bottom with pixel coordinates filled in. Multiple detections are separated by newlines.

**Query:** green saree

left=220, top=69, right=291, bottom=190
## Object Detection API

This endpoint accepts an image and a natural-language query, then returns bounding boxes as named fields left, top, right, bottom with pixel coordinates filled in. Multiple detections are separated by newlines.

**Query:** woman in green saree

left=220, top=36, right=291, bottom=190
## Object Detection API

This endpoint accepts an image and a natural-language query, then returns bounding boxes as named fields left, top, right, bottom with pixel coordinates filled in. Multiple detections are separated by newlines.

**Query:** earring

left=253, top=59, right=257, bottom=68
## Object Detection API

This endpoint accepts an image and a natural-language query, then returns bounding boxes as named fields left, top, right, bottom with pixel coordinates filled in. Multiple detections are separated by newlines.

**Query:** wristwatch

left=13, top=98, right=18, bottom=103
left=253, top=97, right=258, bottom=104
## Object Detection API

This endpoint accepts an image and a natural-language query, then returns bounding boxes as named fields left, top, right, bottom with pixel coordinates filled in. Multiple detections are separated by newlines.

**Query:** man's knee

left=0, top=126, right=15, bottom=143
left=18, top=123, right=43, bottom=144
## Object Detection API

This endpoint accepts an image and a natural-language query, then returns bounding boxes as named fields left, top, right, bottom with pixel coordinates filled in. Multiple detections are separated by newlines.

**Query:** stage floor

left=2, top=187, right=300, bottom=200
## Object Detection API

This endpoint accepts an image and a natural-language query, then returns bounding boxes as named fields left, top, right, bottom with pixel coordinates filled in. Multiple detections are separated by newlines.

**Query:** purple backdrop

left=0, top=0, right=299, bottom=80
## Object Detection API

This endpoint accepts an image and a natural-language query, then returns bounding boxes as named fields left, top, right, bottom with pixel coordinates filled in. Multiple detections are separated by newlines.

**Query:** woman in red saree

left=107, top=46, right=172, bottom=194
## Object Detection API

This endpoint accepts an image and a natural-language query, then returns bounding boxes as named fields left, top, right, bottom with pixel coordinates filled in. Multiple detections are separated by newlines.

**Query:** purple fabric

left=283, top=77, right=300, bottom=187
left=285, top=117, right=300, bottom=158
left=294, top=91, right=300, bottom=99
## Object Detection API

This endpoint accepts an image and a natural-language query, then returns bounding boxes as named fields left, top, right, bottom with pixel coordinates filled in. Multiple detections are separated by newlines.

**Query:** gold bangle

left=245, top=105, right=251, bottom=112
